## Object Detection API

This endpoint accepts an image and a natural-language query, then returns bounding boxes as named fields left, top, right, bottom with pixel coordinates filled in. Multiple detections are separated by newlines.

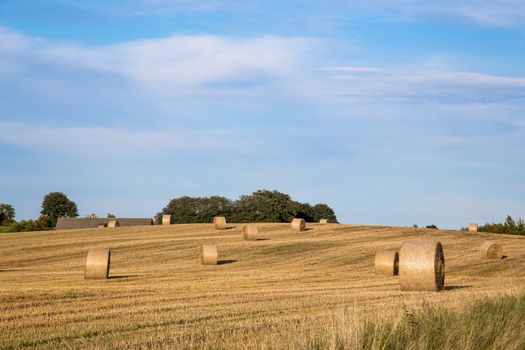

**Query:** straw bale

left=213, top=216, right=227, bottom=230
left=399, top=240, right=445, bottom=292
left=107, top=220, right=120, bottom=228
left=319, top=219, right=328, bottom=224
left=480, top=241, right=503, bottom=260
left=374, top=249, right=399, bottom=276
left=242, top=224, right=260, bottom=241
left=200, top=245, right=218, bottom=265
left=468, top=223, right=478, bottom=232
left=85, top=248, right=111, bottom=279
left=291, top=218, right=306, bottom=231
left=162, top=215, right=172, bottom=225
left=97, top=224, right=107, bottom=229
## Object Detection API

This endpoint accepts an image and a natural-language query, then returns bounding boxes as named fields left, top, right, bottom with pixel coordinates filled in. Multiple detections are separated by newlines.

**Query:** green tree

left=40, top=192, right=79, bottom=227
left=232, top=190, right=298, bottom=222
left=0, top=204, right=15, bottom=225
left=311, top=203, right=338, bottom=223
left=160, top=196, right=233, bottom=224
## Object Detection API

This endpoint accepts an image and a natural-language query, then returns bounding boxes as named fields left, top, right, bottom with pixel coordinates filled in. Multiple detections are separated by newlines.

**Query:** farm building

left=55, top=217, right=153, bottom=230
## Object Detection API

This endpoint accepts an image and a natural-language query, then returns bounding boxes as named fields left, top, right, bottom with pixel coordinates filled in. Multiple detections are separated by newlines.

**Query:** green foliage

left=0, top=203, right=16, bottom=225
left=40, top=192, right=79, bottom=227
left=425, top=224, right=438, bottom=229
left=360, top=292, right=525, bottom=350
left=107, top=213, right=116, bottom=218
left=1, top=215, right=50, bottom=233
left=159, top=189, right=338, bottom=224
left=478, top=215, right=525, bottom=236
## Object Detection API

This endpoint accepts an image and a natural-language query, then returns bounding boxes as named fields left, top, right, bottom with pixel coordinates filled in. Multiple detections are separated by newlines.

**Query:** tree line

left=157, top=189, right=338, bottom=224
left=477, top=215, right=525, bottom=236
left=0, top=192, right=78, bottom=232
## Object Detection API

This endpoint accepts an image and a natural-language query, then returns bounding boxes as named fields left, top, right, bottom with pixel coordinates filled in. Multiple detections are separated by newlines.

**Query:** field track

left=1, top=223, right=524, bottom=348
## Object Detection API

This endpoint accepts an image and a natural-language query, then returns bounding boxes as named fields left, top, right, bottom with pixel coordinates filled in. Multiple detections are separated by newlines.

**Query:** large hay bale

left=97, top=223, right=107, bottom=229
left=242, top=224, right=259, bottom=241
left=213, top=216, right=227, bottom=230
left=162, top=215, right=172, bottom=225
left=291, top=218, right=305, bottom=231
left=468, top=223, right=478, bottom=232
left=319, top=219, right=328, bottom=224
left=85, top=248, right=111, bottom=279
left=200, top=245, right=218, bottom=265
left=399, top=240, right=445, bottom=292
left=107, top=220, right=120, bottom=228
left=480, top=241, right=503, bottom=260
left=375, top=249, right=399, bottom=276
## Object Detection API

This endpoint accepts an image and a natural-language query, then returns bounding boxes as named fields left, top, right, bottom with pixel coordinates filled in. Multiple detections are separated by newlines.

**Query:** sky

left=1, top=0, right=525, bottom=228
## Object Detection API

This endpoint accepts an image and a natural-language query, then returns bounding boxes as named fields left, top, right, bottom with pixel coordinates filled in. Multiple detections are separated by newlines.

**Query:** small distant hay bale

left=242, top=224, right=259, bottom=241
left=107, top=220, right=120, bottom=228
left=468, top=223, right=478, bottom=232
left=162, top=215, right=172, bottom=225
left=375, top=249, right=399, bottom=276
left=480, top=241, right=503, bottom=260
left=85, top=248, right=111, bottom=279
left=97, top=223, right=107, bottom=229
left=399, top=240, right=445, bottom=292
left=291, top=218, right=305, bottom=231
left=213, top=216, right=227, bottom=230
left=319, top=219, right=328, bottom=224
left=200, top=245, right=218, bottom=265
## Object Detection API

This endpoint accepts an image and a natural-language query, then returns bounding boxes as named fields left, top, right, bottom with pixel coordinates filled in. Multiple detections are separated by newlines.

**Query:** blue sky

left=1, top=0, right=525, bottom=228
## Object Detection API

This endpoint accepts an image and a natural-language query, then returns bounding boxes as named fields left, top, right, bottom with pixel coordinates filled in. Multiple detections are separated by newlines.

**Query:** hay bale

left=468, top=223, right=478, bottom=232
left=242, top=224, right=259, bottom=241
left=97, top=223, right=107, bottom=229
left=213, top=216, right=227, bottom=230
left=480, top=241, right=503, bottom=260
left=399, top=240, right=445, bottom=292
left=200, top=245, right=218, bottom=265
left=107, top=220, right=120, bottom=228
left=291, top=218, right=305, bottom=231
left=162, top=215, right=172, bottom=225
left=85, top=248, right=111, bottom=279
left=319, top=219, right=328, bottom=224
left=375, top=249, right=399, bottom=276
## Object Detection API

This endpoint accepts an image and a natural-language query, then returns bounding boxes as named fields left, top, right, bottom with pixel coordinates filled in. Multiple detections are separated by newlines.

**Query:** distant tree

left=160, top=190, right=338, bottom=224
left=0, top=204, right=15, bottom=225
left=107, top=213, right=116, bottom=218
left=425, top=224, right=438, bottom=229
left=160, top=196, right=233, bottom=224
left=40, top=192, right=78, bottom=227
left=311, top=204, right=338, bottom=223
left=478, top=215, right=524, bottom=236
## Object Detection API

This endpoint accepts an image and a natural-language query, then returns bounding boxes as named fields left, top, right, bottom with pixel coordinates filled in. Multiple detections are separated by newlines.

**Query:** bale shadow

left=256, top=238, right=270, bottom=241
left=501, top=255, right=509, bottom=260
left=109, top=274, right=139, bottom=280
left=444, top=285, right=472, bottom=291
left=217, top=259, right=237, bottom=265
left=224, top=226, right=236, bottom=230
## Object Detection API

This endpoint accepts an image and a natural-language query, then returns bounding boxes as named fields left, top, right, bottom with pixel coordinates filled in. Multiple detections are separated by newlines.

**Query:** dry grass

left=1, top=223, right=525, bottom=349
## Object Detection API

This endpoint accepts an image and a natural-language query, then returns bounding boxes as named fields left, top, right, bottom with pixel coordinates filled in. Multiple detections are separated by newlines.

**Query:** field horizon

left=1, top=223, right=524, bottom=348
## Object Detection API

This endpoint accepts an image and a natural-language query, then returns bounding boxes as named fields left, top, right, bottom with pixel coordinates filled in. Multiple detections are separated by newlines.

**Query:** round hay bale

left=97, top=223, right=107, bottom=229
left=291, top=218, right=305, bottom=231
left=162, top=215, right=172, bottom=225
left=200, top=245, right=218, bottom=265
left=213, top=216, right=227, bottom=230
left=480, top=241, right=503, bottom=260
left=107, top=220, right=120, bottom=228
left=85, top=248, right=111, bottom=279
left=399, top=240, right=445, bottom=292
left=468, top=223, right=478, bottom=232
left=319, top=219, right=328, bottom=224
left=242, top=224, right=259, bottom=241
left=374, top=249, right=399, bottom=276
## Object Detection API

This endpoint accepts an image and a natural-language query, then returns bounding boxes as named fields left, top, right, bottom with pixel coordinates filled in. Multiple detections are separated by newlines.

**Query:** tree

left=0, top=204, right=15, bottom=225
left=160, top=196, right=233, bottom=224
left=40, top=192, right=78, bottom=227
left=107, top=213, right=116, bottom=218
left=311, top=203, right=338, bottom=223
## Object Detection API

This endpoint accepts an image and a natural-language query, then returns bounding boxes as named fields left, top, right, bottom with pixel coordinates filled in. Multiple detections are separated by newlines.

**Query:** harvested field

left=1, top=223, right=524, bottom=348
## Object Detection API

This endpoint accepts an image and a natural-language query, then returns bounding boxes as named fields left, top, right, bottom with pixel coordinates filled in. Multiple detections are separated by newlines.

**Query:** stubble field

left=1, top=223, right=524, bottom=349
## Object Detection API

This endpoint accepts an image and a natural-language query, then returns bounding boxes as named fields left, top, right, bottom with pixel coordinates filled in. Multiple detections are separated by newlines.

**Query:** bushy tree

left=0, top=204, right=15, bottom=225
left=40, top=192, right=78, bottom=227
left=159, top=195, right=233, bottom=224
left=159, top=190, right=338, bottom=224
